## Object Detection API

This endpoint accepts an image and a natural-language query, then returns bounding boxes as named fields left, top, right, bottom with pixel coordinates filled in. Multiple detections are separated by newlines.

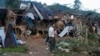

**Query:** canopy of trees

left=73, top=0, right=81, bottom=10
left=5, top=0, right=21, bottom=9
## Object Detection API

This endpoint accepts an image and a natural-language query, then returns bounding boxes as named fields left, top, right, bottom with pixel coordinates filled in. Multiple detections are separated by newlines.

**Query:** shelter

left=5, top=23, right=18, bottom=48
left=20, top=1, right=54, bottom=20
left=19, top=1, right=55, bottom=35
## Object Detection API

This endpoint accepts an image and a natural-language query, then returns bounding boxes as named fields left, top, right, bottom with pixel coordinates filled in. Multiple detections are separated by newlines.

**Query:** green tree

left=5, top=0, right=21, bottom=9
left=73, top=0, right=81, bottom=10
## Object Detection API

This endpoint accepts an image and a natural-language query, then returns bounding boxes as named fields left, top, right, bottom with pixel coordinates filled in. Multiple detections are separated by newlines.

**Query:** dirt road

left=1, top=37, right=53, bottom=56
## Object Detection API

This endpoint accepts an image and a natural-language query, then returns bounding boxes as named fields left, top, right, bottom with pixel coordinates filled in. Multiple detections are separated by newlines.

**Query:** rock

left=2, top=53, right=7, bottom=56
left=46, top=48, right=49, bottom=50
left=0, top=52, right=2, bottom=55
left=29, top=52, right=32, bottom=54
left=58, top=46, right=62, bottom=49
left=64, top=49, right=70, bottom=53
left=81, top=51, right=88, bottom=55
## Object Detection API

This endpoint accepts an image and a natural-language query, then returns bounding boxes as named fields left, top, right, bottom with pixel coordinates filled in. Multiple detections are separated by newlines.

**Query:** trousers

left=49, top=37, right=55, bottom=53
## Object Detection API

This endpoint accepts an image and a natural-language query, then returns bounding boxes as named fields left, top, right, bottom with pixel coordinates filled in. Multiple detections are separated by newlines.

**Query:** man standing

left=48, top=24, right=56, bottom=53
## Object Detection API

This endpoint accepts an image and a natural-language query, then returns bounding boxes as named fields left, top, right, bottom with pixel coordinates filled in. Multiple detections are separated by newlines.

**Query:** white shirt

left=71, top=15, right=74, bottom=20
left=48, top=26, right=55, bottom=37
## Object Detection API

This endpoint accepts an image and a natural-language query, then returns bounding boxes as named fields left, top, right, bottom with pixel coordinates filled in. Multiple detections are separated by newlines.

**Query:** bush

left=88, top=33, right=99, bottom=47
left=88, top=33, right=97, bottom=40
left=55, top=38, right=87, bottom=55
left=54, top=32, right=100, bottom=56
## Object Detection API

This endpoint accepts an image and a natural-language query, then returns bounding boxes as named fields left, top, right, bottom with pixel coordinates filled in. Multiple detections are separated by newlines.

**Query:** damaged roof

left=21, top=1, right=55, bottom=20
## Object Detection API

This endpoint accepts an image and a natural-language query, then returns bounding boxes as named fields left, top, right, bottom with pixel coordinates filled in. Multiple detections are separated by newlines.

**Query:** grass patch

left=0, top=45, right=28, bottom=53
left=54, top=49, right=68, bottom=56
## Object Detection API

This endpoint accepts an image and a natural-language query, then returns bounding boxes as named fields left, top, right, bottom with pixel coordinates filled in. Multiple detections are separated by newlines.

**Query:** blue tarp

left=5, top=23, right=18, bottom=48
left=24, top=16, right=34, bottom=29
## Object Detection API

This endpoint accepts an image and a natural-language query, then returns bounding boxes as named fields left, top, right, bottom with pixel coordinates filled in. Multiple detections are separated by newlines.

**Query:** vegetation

left=47, top=2, right=100, bottom=23
left=47, top=4, right=71, bottom=13
left=5, top=0, right=21, bottom=9
left=0, top=46, right=28, bottom=53
left=73, top=0, right=81, bottom=11
left=54, top=29, right=100, bottom=56
left=0, top=0, right=99, bottom=56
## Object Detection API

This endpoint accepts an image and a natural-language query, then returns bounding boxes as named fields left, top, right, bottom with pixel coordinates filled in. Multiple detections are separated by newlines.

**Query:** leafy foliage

left=54, top=31, right=100, bottom=56
left=73, top=0, right=81, bottom=10
left=47, top=3, right=72, bottom=13
left=55, top=38, right=87, bottom=54
left=5, top=0, right=21, bottom=9
left=0, top=0, right=6, bottom=8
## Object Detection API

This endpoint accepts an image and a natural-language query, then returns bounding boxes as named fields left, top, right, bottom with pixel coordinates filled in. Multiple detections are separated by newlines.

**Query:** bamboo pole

left=85, top=26, right=88, bottom=45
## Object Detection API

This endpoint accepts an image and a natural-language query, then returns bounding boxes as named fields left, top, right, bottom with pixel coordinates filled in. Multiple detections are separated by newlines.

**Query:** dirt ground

left=1, top=36, right=54, bottom=56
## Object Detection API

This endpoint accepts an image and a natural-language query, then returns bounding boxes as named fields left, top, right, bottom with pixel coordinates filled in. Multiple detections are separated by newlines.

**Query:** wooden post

left=85, top=26, right=88, bottom=45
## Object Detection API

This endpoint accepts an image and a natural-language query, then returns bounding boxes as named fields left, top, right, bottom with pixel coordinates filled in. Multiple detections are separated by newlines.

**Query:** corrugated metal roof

left=21, top=1, right=54, bottom=20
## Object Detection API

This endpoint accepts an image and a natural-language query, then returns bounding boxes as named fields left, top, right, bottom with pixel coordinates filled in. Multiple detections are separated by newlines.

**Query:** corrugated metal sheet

left=21, top=1, right=54, bottom=20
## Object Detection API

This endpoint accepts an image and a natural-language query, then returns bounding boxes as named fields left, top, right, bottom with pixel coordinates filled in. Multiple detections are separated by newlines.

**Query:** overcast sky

left=31, top=0, right=100, bottom=13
